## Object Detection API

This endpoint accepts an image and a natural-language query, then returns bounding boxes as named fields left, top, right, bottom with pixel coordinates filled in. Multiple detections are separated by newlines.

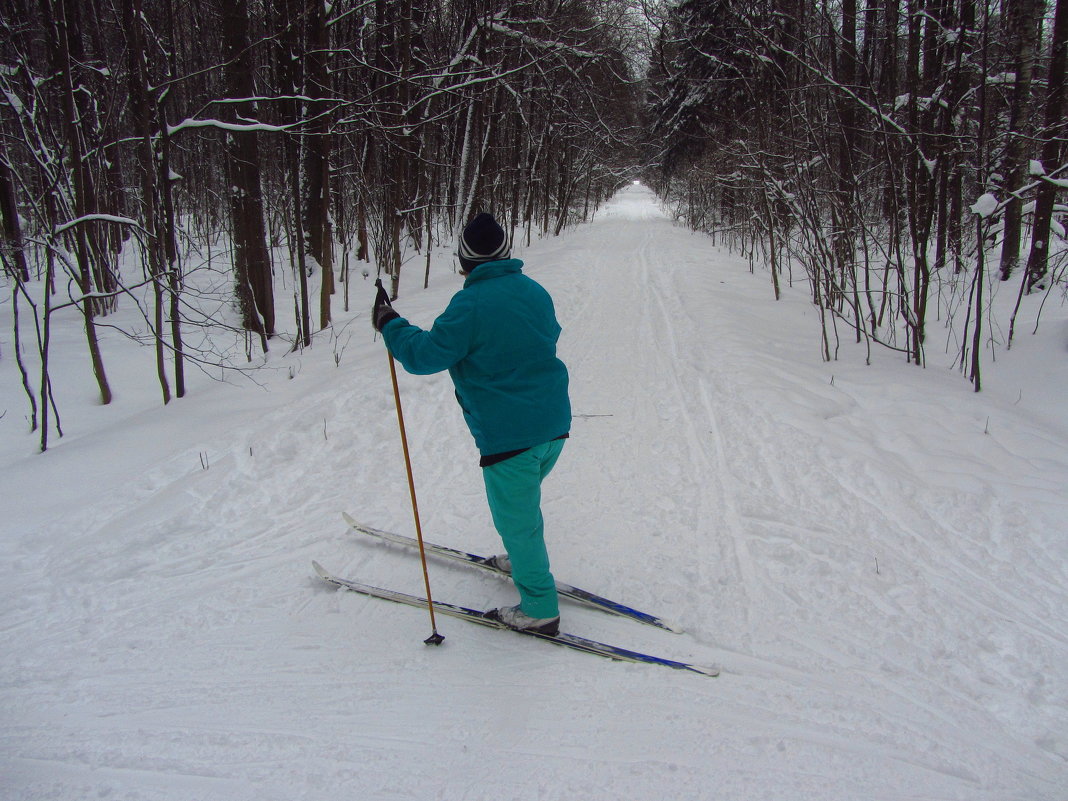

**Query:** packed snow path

left=2, top=186, right=1066, bottom=799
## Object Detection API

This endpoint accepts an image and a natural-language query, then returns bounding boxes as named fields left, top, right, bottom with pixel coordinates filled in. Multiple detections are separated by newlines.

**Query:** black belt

left=479, top=433, right=569, bottom=468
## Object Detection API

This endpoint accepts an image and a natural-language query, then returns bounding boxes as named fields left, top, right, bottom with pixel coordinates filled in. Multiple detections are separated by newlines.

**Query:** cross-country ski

left=342, top=513, right=683, bottom=633
left=313, top=562, right=718, bottom=677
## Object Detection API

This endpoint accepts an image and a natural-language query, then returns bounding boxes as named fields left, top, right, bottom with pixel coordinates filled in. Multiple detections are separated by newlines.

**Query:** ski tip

left=341, top=512, right=384, bottom=536
left=312, top=560, right=331, bottom=580
left=659, top=619, right=685, bottom=634
left=689, top=663, right=720, bottom=677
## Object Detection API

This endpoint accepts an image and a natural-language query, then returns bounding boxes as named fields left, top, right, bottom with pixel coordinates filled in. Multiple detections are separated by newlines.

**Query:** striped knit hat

left=458, top=212, right=510, bottom=273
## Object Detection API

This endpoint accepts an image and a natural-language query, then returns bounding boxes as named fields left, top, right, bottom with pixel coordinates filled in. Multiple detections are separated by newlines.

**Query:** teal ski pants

left=482, top=438, right=565, bottom=619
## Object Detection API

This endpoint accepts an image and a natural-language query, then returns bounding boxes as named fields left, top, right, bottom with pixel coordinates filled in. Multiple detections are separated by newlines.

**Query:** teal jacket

left=381, top=259, right=571, bottom=457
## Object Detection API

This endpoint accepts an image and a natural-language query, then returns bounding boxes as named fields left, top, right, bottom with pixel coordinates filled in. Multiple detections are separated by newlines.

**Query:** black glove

left=372, top=280, right=400, bottom=332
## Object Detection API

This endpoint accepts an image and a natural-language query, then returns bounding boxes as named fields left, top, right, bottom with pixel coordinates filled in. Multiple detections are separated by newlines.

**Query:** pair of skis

left=313, top=514, right=718, bottom=677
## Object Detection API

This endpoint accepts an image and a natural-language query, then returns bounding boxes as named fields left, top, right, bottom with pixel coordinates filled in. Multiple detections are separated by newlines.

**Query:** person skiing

left=372, top=212, right=571, bottom=636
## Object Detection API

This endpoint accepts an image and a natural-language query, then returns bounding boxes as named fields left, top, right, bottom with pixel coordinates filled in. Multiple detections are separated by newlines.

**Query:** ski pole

left=377, top=279, right=445, bottom=646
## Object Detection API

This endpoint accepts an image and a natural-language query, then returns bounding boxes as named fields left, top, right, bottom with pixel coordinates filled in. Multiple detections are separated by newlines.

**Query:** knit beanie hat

left=458, top=212, right=510, bottom=273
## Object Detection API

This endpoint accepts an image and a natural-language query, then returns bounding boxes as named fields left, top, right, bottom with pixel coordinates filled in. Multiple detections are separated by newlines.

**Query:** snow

left=53, top=213, right=142, bottom=234
left=2, top=186, right=1066, bottom=800
left=2, top=84, right=25, bottom=114
left=971, top=192, right=1000, bottom=218
left=167, top=117, right=293, bottom=136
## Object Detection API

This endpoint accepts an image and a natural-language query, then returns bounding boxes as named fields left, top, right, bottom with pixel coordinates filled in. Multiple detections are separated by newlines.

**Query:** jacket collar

left=463, top=258, right=523, bottom=287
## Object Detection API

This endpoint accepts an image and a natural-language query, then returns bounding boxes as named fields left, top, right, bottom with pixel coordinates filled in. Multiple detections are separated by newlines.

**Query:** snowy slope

left=1, top=186, right=1066, bottom=800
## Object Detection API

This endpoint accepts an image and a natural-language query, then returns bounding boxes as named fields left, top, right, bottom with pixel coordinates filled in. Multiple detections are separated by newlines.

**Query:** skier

left=372, top=212, right=571, bottom=635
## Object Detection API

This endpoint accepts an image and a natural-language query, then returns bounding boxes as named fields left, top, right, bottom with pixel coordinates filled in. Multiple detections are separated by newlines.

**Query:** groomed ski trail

left=508, top=187, right=1067, bottom=798
left=1, top=186, right=1065, bottom=801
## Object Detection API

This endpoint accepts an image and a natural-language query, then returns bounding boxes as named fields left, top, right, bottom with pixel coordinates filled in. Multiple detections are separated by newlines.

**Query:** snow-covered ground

left=2, top=186, right=1066, bottom=800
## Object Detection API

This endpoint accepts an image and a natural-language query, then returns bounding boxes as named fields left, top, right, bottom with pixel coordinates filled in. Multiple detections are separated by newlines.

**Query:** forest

left=646, top=0, right=1067, bottom=385
left=1, top=0, right=1066, bottom=451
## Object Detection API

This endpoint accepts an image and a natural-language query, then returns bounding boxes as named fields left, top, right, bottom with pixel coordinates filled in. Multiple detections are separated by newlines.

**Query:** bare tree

left=1024, top=0, right=1068, bottom=290
left=220, top=0, right=275, bottom=347
left=998, top=0, right=1046, bottom=282
left=643, top=0, right=1067, bottom=388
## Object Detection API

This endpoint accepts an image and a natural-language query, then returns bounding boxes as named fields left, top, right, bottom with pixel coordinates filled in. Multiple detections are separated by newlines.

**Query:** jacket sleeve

left=381, top=289, right=476, bottom=375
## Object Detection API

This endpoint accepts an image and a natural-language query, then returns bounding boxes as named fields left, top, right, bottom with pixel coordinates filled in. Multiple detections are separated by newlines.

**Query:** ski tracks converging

left=547, top=193, right=803, bottom=655
left=537, top=187, right=1067, bottom=798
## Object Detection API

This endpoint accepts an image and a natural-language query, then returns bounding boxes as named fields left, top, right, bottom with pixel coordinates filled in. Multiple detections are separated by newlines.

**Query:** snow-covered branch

left=167, top=117, right=296, bottom=136
left=54, top=214, right=144, bottom=235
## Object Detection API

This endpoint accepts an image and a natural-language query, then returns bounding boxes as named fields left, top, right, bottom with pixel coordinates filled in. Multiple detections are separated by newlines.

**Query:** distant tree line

left=643, top=0, right=1067, bottom=389
left=0, top=0, right=642, bottom=450
left=7, top=0, right=1060, bottom=451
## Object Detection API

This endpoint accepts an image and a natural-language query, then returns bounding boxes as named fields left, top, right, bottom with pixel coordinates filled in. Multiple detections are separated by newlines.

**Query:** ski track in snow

left=1, top=186, right=1066, bottom=800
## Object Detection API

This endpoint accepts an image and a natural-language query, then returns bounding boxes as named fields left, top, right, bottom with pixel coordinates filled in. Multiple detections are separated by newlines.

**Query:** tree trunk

left=302, top=0, right=334, bottom=330
left=0, top=139, right=29, bottom=282
left=55, top=0, right=112, bottom=404
left=221, top=0, right=274, bottom=344
left=998, top=0, right=1045, bottom=281
left=122, top=0, right=171, bottom=405
left=1025, top=0, right=1067, bottom=289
